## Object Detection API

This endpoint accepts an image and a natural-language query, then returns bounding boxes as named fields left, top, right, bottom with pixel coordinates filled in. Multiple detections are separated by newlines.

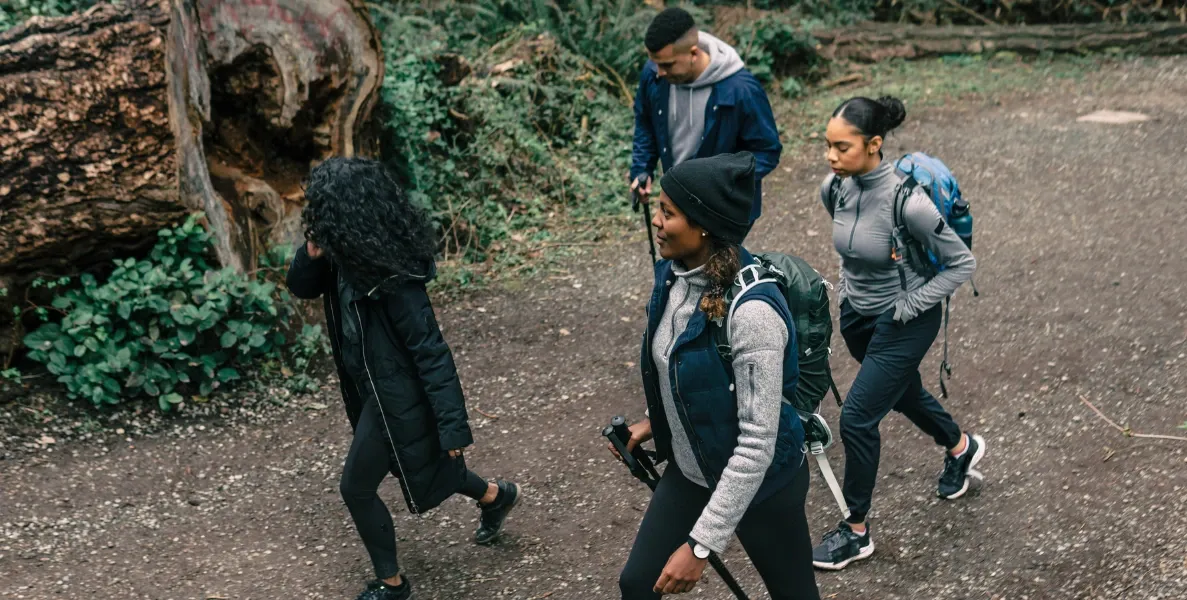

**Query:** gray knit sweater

left=822, top=160, right=976, bottom=320
left=651, top=264, right=788, bottom=553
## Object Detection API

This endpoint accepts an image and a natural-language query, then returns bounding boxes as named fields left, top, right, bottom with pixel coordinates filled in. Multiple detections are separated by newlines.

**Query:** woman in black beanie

left=612, top=152, right=820, bottom=599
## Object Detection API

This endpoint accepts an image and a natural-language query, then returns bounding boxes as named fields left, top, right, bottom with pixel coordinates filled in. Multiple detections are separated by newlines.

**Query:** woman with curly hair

left=613, top=152, right=820, bottom=600
left=286, top=157, right=521, bottom=600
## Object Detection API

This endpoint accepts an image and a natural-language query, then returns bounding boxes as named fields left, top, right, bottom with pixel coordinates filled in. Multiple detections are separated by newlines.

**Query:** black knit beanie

left=660, top=152, right=755, bottom=244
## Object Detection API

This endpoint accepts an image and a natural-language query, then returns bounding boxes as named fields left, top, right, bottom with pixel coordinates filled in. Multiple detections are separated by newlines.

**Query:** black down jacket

left=286, top=244, right=474, bottom=513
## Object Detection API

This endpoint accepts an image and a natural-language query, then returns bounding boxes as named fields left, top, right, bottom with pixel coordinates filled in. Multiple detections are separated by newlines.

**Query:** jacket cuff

left=439, top=427, right=474, bottom=452
left=689, top=523, right=729, bottom=555
left=893, top=297, right=918, bottom=323
left=629, top=169, right=652, bottom=184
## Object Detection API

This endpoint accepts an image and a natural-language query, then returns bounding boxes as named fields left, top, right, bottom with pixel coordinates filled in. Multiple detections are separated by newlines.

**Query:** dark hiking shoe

left=812, top=521, right=874, bottom=571
left=356, top=577, right=412, bottom=600
left=475, top=480, right=521, bottom=545
left=938, top=433, right=986, bottom=500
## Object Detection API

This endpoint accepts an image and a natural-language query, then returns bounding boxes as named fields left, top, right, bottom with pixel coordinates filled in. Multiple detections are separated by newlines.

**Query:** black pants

left=340, top=398, right=489, bottom=579
left=619, top=462, right=820, bottom=600
left=838, top=300, right=963, bottom=524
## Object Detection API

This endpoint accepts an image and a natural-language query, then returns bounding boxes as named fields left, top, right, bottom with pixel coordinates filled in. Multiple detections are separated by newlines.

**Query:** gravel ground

left=1, top=56, right=1185, bottom=600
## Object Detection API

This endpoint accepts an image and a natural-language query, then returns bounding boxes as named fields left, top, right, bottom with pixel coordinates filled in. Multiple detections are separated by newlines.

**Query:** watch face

left=694, top=544, right=710, bottom=559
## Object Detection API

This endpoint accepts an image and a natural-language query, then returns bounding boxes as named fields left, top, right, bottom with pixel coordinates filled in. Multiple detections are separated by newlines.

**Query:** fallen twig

left=531, top=592, right=555, bottom=600
left=820, top=73, right=864, bottom=89
left=1079, top=395, right=1187, bottom=443
left=475, top=407, right=500, bottom=420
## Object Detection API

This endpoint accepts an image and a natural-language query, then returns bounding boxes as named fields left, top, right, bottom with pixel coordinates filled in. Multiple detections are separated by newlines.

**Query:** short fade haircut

left=644, top=7, right=696, bottom=53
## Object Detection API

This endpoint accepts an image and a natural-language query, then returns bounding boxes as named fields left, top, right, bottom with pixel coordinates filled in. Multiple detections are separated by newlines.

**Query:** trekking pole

left=631, top=179, right=658, bottom=266
left=603, top=416, right=751, bottom=600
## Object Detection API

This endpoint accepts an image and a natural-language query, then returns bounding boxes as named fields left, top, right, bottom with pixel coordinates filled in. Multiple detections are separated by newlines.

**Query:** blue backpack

left=892, top=152, right=970, bottom=269
left=828, top=152, right=978, bottom=397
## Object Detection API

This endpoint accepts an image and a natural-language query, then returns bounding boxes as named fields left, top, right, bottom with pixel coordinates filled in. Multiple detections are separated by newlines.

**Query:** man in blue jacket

left=630, top=7, right=783, bottom=224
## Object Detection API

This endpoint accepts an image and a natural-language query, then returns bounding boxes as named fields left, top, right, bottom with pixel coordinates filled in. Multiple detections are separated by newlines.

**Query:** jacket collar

left=647, top=247, right=758, bottom=352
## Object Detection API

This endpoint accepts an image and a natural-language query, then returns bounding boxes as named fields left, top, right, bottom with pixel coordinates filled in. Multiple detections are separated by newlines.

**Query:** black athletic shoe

left=356, top=577, right=412, bottom=600
left=812, top=521, right=875, bottom=571
left=938, top=433, right=986, bottom=500
left=475, top=480, right=520, bottom=545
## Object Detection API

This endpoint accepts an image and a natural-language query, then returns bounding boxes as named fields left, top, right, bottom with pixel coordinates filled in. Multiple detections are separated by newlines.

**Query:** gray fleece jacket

left=667, top=32, right=745, bottom=166
left=822, top=161, right=977, bottom=321
left=651, top=264, right=788, bottom=553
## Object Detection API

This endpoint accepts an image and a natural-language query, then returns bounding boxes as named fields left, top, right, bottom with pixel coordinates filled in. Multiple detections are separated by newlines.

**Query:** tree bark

left=814, top=22, right=1187, bottom=62
left=0, top=0, right=382, bottom=352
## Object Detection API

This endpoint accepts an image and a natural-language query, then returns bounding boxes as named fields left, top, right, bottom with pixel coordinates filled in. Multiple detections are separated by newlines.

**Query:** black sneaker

left=475, top=480, right=521, bottom=545
left=938, top=433, right=986, bottom=500
left=356, top=577, right=412, bottom=600
left=812, top=521, right=875, bottom=570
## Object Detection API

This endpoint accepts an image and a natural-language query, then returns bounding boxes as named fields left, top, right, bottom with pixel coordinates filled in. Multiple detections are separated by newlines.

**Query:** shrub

left=22, top=215, right=307, bottom=411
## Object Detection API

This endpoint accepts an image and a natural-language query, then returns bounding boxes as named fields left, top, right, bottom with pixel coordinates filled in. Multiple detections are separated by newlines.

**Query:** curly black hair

left=301, top=157, right=437, bottom=294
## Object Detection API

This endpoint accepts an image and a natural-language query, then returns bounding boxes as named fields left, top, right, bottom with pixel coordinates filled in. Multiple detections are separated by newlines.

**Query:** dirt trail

left=2, top=57, right=1186, bottom=600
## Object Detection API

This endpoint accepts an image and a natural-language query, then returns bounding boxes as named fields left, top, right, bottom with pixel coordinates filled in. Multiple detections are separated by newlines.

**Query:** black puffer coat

left=286, top=244, right=473, bottom=513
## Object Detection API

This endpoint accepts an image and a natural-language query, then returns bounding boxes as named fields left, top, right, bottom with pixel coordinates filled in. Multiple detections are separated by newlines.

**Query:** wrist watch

left=687, top=539, right=712, bottom=560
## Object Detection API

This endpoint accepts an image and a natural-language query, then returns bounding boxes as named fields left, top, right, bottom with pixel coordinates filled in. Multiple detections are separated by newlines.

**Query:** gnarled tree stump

left=0, top=0, right=382, bottom=353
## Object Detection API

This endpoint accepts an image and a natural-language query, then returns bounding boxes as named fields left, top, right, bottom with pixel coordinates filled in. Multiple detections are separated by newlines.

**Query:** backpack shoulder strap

left=825, top=175, right=843, bottom=218
left=712, top=262, right=780, bottom=363
left=725, top=263, right=781, bottom=341
left=891, top=175, right=918, bottom=233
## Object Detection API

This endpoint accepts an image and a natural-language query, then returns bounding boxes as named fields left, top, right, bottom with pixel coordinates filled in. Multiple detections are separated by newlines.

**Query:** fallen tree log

left=0, top=0, right=382, bottom=352
left=814, top=22, right=1187, bottom=62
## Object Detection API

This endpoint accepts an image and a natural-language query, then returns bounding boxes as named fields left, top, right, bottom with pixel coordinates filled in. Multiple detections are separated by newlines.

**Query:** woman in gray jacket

left=812, top=96, right=985, bottom=571
left=614, top=152, right=819, bottom=599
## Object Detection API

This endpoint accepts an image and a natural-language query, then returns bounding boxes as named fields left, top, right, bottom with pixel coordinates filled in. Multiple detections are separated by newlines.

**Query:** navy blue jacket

left=630, top=62, right=783, bottom=222
left=640, top=249, right=804, bottom=505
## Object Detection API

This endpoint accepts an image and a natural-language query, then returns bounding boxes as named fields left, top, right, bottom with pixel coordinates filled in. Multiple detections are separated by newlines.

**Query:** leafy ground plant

left=22, top=215, right=311, bottom=411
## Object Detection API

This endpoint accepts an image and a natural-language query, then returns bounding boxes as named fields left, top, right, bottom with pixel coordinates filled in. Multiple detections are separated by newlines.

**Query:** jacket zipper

left=352, top=303, right=420, bottom=515
left=329, top=275, right=368, bottom=404
left=847, top=188, right=864, bottom=251
left=663, top=278, right=718, bottom=486
left=747, top=363, right=756, bottom=410
left=663, top=283, right=687, bottom=359
left=673, top=364, right=718, bottom=487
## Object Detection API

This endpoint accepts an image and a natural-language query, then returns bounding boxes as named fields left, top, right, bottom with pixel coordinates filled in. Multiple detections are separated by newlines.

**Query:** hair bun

left=875, top=96, right=907, bottom=132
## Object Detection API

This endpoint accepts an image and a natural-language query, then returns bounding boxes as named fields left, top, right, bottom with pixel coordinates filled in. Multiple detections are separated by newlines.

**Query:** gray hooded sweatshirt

left=651, top=264, right=789, bottom=553
left=667, top=32, right=746, bottom=166
left=821, top=161, right=977, bottom=321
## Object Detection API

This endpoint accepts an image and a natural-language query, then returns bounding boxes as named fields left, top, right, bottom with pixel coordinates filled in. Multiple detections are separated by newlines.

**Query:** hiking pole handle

left=603, top=421, right=656, bottom=491
left=611, top=416, right=661, bottom=481
left=604, top=417, right=660, bottom=489
left=611, top=415, right=633, bottom=449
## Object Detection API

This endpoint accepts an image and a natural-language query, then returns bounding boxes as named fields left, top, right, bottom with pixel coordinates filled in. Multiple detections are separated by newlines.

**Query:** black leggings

left=838, top=300, right=963, bottom=524
left=619, top=462, right=820, bottom=600
left=339, top=398, right=489, bottom=579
